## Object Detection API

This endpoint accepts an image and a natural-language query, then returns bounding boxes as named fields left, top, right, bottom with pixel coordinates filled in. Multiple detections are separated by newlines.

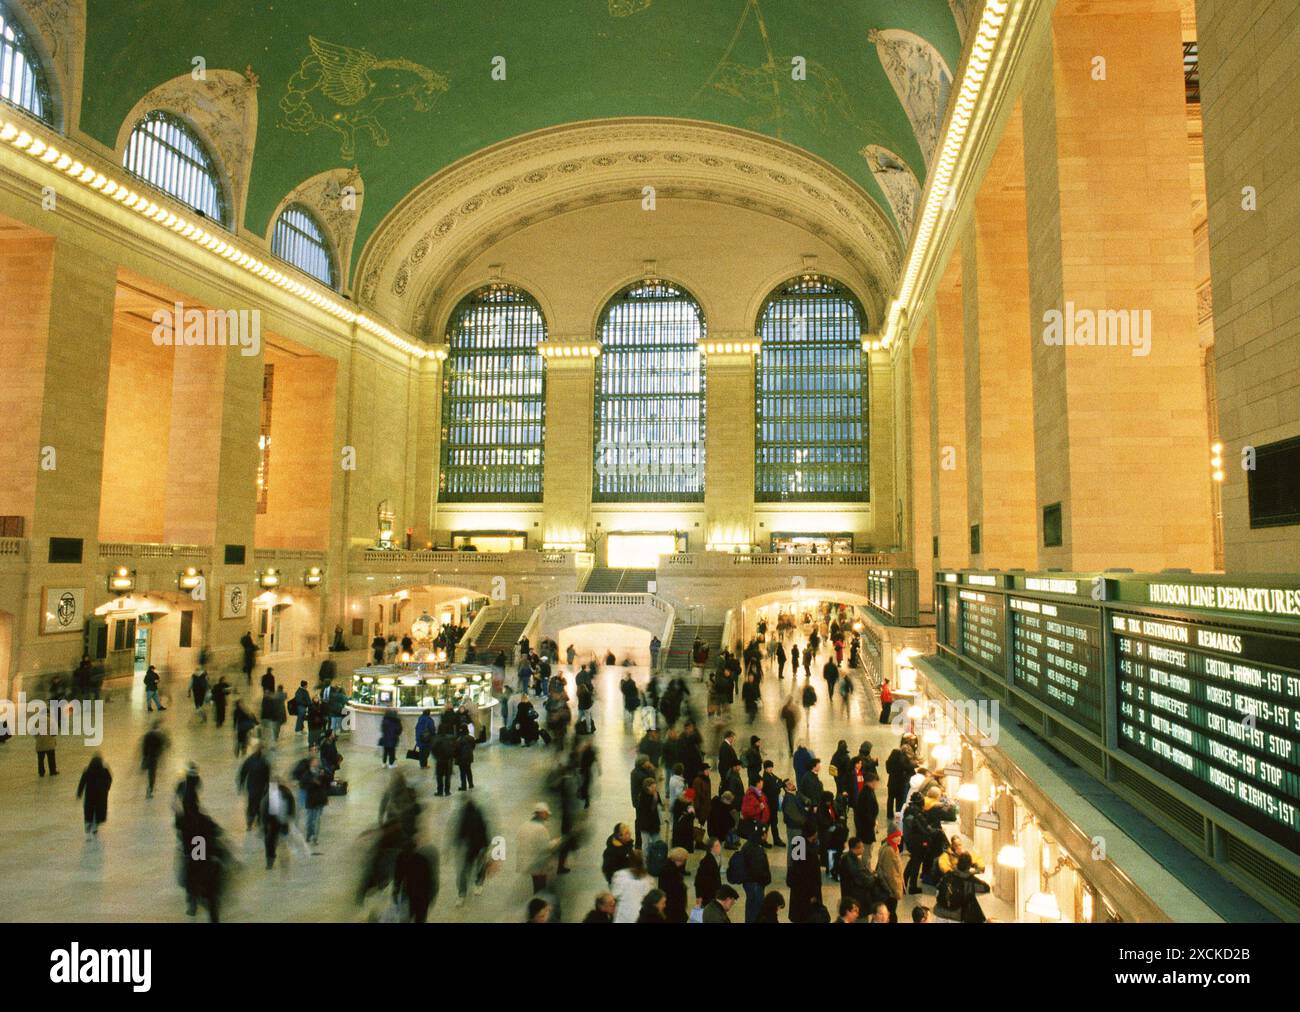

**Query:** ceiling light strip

left=0, top=116, right=426, bottom=359
left=883, top=0, right=1012, bottom=349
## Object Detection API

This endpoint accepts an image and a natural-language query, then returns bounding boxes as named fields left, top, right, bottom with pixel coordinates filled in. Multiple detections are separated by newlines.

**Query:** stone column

left=411, top=352, right=445, bottom=548
left=1021, top=0, right=1214, bottom=571
left=1196, top=0, right=1300, bottom=572
left=969, top=109, right=1039, bottom=568
left=931, top=254, right=970, bottom=572
left=868, top=347, right=896, bottom=552
left=702, top=338, right=756, bottom=549
left=15, top=241, right=116, bottom=689
left=541, top=339, right=598, bottom=548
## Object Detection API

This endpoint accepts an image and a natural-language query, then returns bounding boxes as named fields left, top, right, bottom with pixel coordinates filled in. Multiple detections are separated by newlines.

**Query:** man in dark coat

left=694, top=837, right=723, bottom=906
left=432, top=730, right=456, bottom=796
left=454, top=729, right=476, bottom=790
left=854, top=772, right=881, bottom=843
left=761, top=760, right=785, bottom=846
left=76, top=755, right=112, bottom=836
left=718, top=731, right=740, bottom=781
left=237, top=745, right=271, bottom=830
left=787, top=824, right=824, bottom=923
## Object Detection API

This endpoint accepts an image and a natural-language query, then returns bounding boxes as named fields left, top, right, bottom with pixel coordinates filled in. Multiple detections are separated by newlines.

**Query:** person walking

left=517, top=801, right=558, bottom=895
left=260, top=778, right=296, bottom=869
left=34, top=726, right=58, bottom=777
left=240, top=631, right=258, bottom=684
left=237, top=744, right=271, bottom=831
left=453, top=796, right=490, bottom=904
left=210, top=676, right=230, bottom=728
left=190, top=667, right=209, bottom=723
left=140, top=721, right=169, bottom=799
left=143, top=665, right=165, bottom=712
left=76, top=754, right=113, bottom=837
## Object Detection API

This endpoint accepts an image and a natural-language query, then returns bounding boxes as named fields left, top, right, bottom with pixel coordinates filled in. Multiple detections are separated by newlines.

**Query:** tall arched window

left=0, top=2, right=52, bottom=123
left=439, top=284, right=547, bottom=502
left=123, top=110, right=228, bottom=225
left=594, top=280, right=705, bottom=502
left=755, top=275, right=869, bottom=501
left=272, top=204, right=337, bottom=289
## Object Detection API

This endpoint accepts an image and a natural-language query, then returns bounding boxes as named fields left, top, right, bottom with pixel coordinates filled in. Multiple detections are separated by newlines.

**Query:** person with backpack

left=934, top=851, right=991, bottom=922
left=732, top=831, right=769, bottom=922
left=740, top=776, right=771, bottom=844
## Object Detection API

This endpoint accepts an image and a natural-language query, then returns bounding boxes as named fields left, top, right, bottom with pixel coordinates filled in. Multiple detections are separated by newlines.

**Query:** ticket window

left=770, top=532, right=854, bottom=555
left=606, top=534, right=676, bottom=569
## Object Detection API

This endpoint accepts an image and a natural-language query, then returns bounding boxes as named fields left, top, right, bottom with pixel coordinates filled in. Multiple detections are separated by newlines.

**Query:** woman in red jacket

left=878, top=680, right=894, bottom=725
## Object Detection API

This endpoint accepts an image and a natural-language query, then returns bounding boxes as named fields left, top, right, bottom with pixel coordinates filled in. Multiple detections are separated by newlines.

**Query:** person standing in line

left=292, top=681, right=312, bottom=735
left=738, top=831, right=772, bottom=923
left=414, top=708, right=435, bottom=770
left=879, top=679, right=894, bottom=725
left=455, top=726, right=476, bottom=791
left=140, top=721, right=169, bottom=799
left=302, top=754, right=330, bottom=850
left=610, top=849, right=654, bottom=923
left=875, top=829, right=905, bottom=922
left=432, top=727, right=456, bottom=796
left=379, top=708, right=401, bottom=769
left=76, top=754, right=113, bottom=838
left=143, top=665, right=165, bottom=712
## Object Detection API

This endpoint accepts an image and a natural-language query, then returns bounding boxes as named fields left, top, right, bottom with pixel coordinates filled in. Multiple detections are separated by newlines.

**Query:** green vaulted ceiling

left=80, top=0, right=964, bottom=271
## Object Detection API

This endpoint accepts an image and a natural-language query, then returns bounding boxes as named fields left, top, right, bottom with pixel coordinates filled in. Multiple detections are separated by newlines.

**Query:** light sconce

left=258, top=568, right=280, bottom=589
left=1025, top=891, right=1062, bottom=921
left=304, top=566, right=323, bottom=587
left=1210, top=441, right=1224, bottom=482
left=107, top=566, right=135, bottom=593
left=177, top=567, right=203, bottom=592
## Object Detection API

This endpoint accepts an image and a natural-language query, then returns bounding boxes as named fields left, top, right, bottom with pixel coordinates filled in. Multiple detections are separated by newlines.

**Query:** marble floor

left=0, top=647, right=939, bottom=923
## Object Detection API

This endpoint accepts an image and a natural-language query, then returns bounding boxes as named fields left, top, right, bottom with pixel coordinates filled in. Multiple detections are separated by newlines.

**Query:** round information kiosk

left=346, top=661, right=499, bottom=748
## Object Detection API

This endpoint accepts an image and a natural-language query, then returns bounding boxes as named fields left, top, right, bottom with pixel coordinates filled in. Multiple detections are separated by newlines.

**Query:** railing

left=520, top=591, right=676, bottom=657
left=661, top=551, right=898, bottom=569
left=353, top=548, right=582, bottom=570
left=98, top=542, right=210, bottom=559
left=0, top=537, right=27, bottom=559
left=253, top=548, right=327, bottom=562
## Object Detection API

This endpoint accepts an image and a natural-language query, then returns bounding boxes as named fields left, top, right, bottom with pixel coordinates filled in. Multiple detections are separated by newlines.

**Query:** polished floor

left=0, top=646, right=946, bottom=923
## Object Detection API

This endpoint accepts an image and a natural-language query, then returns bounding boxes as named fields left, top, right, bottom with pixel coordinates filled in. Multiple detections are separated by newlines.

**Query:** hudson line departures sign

left=936, top=570, right=1300, bottom=855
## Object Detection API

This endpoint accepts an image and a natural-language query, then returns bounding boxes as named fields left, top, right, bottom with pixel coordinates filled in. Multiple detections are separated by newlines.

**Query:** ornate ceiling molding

left=20, top=0, right=85, bottom=132
left=355, top=117, right=902, bottom=337
left=113, top=69, right=259, bottom=232
left=264, top=167, right=365, bottom=291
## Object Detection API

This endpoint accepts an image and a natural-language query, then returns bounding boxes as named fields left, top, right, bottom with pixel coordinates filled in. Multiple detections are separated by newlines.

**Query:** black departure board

left=938, top=583, right=958, bottom=649
left=1113, top=611, right=1300, bottom=852
left=958, top=589, right=1005, bottom=678
left=1009, top=597, right=1104, bottom=735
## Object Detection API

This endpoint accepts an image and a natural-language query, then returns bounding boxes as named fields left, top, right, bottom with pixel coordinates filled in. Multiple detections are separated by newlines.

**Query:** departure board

left=938, top=583, right=958, bottom=649
left=1009, top=597, right=1104, bottom=734
left=958, top=589, right=1005, bottom=678
left=1114, top=611, right=1300, bottom=852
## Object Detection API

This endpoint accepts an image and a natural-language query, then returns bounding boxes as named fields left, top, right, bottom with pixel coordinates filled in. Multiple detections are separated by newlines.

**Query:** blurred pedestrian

left=76, top=754, right=112, bottom=837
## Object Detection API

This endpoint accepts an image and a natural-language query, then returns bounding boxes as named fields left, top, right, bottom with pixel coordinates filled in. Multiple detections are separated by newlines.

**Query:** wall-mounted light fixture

left=107, top=566, right=135, bottom=592
left=304, top=566, right=324, bottom=587
left=177, top=567, right=203, bottom=592
left=258, top=568, right=280, bottom=589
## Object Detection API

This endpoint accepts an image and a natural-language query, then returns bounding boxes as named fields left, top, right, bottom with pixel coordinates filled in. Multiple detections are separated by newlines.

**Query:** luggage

left=405, top=748, right=421, bottom=761
left=328, top=779, right=348, bottom=797
left=575, top=717, right=595, bottom=736
left=499, top=727, right=519, bottom=745
left=539, top=728, right=552, bottom=745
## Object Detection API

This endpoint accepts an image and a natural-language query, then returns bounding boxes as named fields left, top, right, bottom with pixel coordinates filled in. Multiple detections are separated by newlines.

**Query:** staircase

left=582, top=566, right=655, bottom=593
left=662, top=622, right=725, bottom=671
left=475, top=611, right=527, bottom=657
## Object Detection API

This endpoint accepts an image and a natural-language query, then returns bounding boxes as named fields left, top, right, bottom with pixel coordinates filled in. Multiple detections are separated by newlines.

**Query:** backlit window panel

left=594, top=281, right=705, bottom=502
left=272, top=204, right=337, bottom=289
left=0, top=4, right=51, bottom=123
left=755, top=275, right=869, bottom=502
left=123, top=110, right=228, bottom=226
left=439, top=284, right=546, bottom=502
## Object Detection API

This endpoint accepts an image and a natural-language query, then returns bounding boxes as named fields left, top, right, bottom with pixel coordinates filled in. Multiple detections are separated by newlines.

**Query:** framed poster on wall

left=222, top=583, right=249, bottom=619
left=42, top=587, right=86, bottom=634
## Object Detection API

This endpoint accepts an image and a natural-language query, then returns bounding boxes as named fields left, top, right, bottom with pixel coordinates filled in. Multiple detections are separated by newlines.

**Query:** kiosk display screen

left=1009, top=597, right=1104, bottom=735
left=1114, top=611, right=1300, bottom=852
left=958, top=589, right=1005, bottom=678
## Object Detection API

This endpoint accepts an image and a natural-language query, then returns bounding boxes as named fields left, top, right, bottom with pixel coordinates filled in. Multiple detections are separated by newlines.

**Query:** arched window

left=594, top=280, right=706, bottom=502
left=439, top=284, right=547, bottom=502
left=0, top=2, right=53, bottom=123
left=272, top=203, right=337, bottom=289
left=755, top=275, right=869, bottom=501
left=123, top=110, right=228, bottom=225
